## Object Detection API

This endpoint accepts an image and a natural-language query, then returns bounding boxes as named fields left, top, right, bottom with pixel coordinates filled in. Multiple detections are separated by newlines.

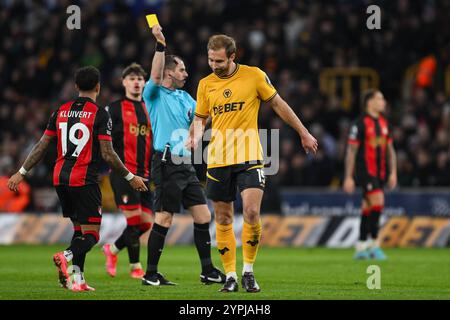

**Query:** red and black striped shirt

left=348, top=113, right=393, bottom=180
left=107, top=97, right=152, bottom=179
left=44, top=97, right=112, bottom=186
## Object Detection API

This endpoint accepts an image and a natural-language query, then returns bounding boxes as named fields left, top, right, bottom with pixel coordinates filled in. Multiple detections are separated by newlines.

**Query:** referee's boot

left=142, top=272, right=177, bottom=286
left=200, top=266, right=226, bottom=284
left=241, top=272, right=261, bottom=293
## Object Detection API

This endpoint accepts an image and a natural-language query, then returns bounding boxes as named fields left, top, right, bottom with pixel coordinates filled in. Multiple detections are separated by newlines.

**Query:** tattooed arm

left=100, top=140, right=130, bottom=177
left=99, top=140, right=148, bottom=191
left=387, top=142, right=397, bottom=190
left=343, top=143, right=359, bottom=194
left=7, top=134, right=54, bottom=192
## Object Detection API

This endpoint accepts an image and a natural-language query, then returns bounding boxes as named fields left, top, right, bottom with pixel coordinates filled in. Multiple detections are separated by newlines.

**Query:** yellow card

left=146, top=14, right=159, bottom=28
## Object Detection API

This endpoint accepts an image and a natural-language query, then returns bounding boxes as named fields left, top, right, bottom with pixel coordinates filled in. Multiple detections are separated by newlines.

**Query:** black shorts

left=110, top=172, right=153, bottom=214
left=55, top=184, right=102, bottom=225
left=356, top=175, right=385, bottom=197
left=206, top=162, right=265, bottom=202
left=152, top=152, right=206, bottom=214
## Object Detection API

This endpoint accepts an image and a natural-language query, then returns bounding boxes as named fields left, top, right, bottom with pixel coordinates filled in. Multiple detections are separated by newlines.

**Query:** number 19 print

left=44, top=97, right=112, bottom=186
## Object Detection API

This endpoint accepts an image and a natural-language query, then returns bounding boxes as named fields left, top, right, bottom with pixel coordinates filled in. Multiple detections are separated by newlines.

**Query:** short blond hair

left=207, top=34, right=236, bottom=58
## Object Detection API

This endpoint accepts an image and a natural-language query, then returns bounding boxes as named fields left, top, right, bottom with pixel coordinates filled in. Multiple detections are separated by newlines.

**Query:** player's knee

left=82, top=230, right=100, bottom=245
left=192, top=206, right=211, bottom=224
left=140, top=208, right=154, bottom=222
left=125, top=225, right=141, bottom=248
left=215, top=210, right=233, bottom=225
left=367, top=191, right=384, bottom=206
left=155, top=212, right=173, bottom=228
left=126, top=214, right=141, bottom=227
left=371, top=204, right=384, bottom=212
left=139, top=222, right=152, bottom=234
left=193, top=214, right=211, bottom=224
left=243, top=204, right=260, bottom=223
left=127, top=225, right=141, bottom=238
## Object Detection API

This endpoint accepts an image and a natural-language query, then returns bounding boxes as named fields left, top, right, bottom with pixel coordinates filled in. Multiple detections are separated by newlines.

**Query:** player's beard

left=213, top=60, right=231, bottom=77
left=213, top=66, right=229, bottom=77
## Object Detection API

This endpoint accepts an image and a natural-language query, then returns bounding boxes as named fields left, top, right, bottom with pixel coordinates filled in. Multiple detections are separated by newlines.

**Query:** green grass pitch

left=1, top=245, right=449, bottom=300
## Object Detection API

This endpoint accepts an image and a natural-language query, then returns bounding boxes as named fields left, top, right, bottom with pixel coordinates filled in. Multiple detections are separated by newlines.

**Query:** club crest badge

left=223, top=89, right=232, bottom=98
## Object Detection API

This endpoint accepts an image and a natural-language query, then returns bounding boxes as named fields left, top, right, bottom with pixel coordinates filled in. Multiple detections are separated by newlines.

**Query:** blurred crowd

left=0, top=0, right=449, bottom=211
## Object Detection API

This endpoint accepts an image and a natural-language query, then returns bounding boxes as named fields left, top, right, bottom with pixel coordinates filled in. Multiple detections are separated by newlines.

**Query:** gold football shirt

left=195, top=64, right=277, bottom=168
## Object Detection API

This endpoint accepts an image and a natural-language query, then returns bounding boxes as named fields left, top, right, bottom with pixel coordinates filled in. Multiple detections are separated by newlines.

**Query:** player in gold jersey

left=186, top=35, right=318, bottom=293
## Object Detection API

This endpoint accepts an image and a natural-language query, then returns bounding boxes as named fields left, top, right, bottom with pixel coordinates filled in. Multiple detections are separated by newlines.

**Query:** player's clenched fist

left=152, top=24, right=165, bottom=45
left=129, top=176, right=148, bottom=192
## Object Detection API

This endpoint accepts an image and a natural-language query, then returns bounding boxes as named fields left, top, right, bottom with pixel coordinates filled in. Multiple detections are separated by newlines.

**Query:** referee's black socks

left=194, top=222, right=214, bottom=274
left=145, top=223, right=168, bottom=277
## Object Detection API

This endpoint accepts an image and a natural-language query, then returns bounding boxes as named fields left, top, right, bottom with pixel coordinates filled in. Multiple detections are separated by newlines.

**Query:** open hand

left=387, top=173, right=397, bottom=190
left=185, top=136, right=199, bottom=150
left=343, top=177, right=355, bottom=194
left=300, top=131, right=318, bottom=155
left=7, top=172, right=24, bottom=192
left=129, top=176, right=148, bottom=192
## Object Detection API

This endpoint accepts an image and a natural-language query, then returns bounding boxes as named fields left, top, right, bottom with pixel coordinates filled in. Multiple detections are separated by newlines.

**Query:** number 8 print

left=59, top=122, right=90, bottom=157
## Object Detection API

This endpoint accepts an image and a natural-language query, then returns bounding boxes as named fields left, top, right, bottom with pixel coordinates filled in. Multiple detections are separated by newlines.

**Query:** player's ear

left=95, top=83, right=101, bottom=95
left=229, top=52, right=236, bottom=62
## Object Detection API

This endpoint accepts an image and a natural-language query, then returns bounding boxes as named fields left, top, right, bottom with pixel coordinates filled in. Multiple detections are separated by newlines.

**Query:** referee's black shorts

left=151, top=152, right=206, bottom=214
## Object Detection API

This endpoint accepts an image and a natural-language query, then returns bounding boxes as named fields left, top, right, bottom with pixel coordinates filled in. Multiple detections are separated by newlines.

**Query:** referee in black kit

left=141, top=23, right=225, bottom=286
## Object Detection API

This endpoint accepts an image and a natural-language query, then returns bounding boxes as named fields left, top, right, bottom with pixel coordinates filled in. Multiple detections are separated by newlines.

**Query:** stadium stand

left=0, top=0, right=449, bottom=212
